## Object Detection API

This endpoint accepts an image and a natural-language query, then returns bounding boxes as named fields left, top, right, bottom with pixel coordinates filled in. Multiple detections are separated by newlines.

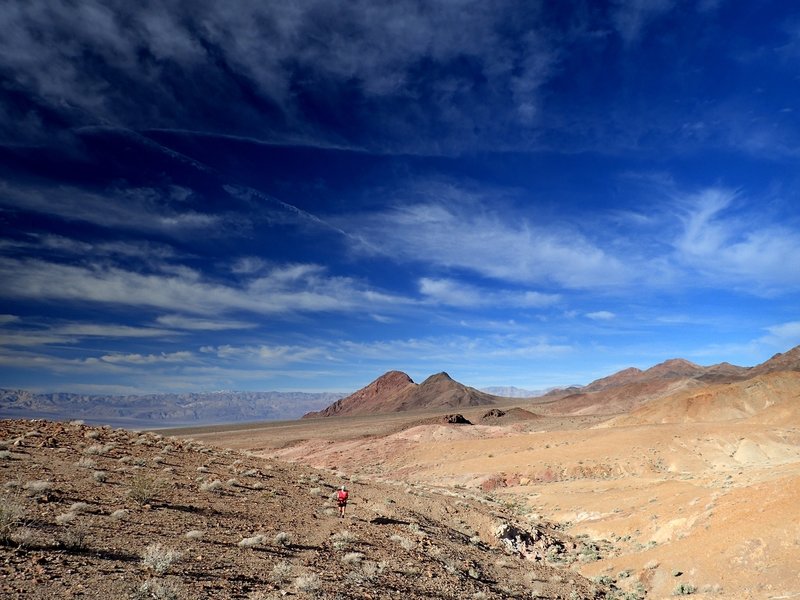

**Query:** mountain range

left=3, top=345, right=799, bottom=426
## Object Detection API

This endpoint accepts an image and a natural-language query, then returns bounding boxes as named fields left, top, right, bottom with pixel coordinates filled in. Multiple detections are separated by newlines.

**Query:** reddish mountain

left=302, top=370, right=415, bottom=418
left=536, top=346, right=799, bottom=416
left=303, top=371, right=500, bottom=418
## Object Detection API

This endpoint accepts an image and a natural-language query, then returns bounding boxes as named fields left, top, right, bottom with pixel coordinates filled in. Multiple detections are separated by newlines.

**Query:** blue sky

left=1, top=0, right=800, bottom=395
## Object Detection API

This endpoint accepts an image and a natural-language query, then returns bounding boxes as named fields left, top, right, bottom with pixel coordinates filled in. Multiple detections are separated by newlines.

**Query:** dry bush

left=294, top=573, right=320, bottom=594
left=84, top=443, right=115, bottom=455
left=273, top=532, right=292, bottom=547
left=24, top=480, right=53, bottom=496
left=77, top=457, right=97, bottom=469
left=341, top=552, right=364, bottom=565
left=128, top=473, right=167, bottom=505
left=199, top=479, right=224, bottom=493
left=133, top=578, right=180, bottom=600
left=60, top=522, right=90, bottom=551
left=142, top=543, right=182, bottom=575
left=93, top=470, right=109, bottom=482
left=270, top=560, right=293, bottom=584
left=331, top=530, right=357, bottom=550
left=390, top=534, right=415, bottom=550
left=184, top=529, right=204, bottom=540
left=238, top=534, right=266, bottom=548
left=110, top=509, right=128, bottom=521
left=0, top=494, right=26, bottom=544
left=56, top=512, right=77, bottom=525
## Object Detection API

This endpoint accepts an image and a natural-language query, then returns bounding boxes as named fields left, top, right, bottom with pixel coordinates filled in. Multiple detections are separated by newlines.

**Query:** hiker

left=337, top=485, right=349, bottom=518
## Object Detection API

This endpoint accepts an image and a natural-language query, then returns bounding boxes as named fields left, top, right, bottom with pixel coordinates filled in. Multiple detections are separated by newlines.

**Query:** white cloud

left=99, top=351, right=194, bottom=365
left=673, top=187, right=800, bottom=291
left=586, top=311, right=616, bottom=321
left=419, top=277, right=560, bottom=308
left=0, top=1, right=561, bottom=151
left=0, top=257, right=412, bottom=317
left=758, top=321, right=800, bottom=350
left=200, top=344, right=322, bottom=365
left=155, top=315, right=256, bottom=331
left=348, top=188, right=630, bottom=290
left=0, top=315, right=20, bottom=324
left=0, top=180, right=227, bottom=235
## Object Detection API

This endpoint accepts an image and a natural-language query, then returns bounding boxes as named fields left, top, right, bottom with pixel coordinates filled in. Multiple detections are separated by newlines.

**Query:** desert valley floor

left=178, top=391, right=800, bottom=600
left=3, top=355, right=800, bottom=599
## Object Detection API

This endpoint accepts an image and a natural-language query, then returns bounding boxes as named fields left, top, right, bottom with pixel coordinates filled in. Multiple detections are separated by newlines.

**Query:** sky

left=1, top=0, right=800, bottom=396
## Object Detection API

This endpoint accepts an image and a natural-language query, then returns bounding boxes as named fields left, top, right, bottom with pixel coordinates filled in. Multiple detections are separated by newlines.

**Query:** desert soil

left=1, top=418, right=611, bottom=599
left=185, top=403, right=800, bottom=600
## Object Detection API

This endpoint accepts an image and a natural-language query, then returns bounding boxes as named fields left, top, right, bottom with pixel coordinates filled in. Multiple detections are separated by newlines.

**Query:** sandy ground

left=189, top=404, right=800, bottom=600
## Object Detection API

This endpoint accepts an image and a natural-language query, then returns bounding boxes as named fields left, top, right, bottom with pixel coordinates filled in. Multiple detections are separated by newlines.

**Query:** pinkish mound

left=480, top=407, right=541, bottom=424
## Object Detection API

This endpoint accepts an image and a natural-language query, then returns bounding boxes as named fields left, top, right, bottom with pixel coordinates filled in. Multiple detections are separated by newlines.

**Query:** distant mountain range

left=3, top=345, right=799, bottom=427
left=0, top=389, right=345, bottom=428
left=305, top=345, right=800, bottom=419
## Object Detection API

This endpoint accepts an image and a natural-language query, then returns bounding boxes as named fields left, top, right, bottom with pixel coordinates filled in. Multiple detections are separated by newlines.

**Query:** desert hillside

left=187, top=350, right=800, bottom=600
left=305, top=371, right=502, bottom=418
left=0, top=418, right=610, bottom=599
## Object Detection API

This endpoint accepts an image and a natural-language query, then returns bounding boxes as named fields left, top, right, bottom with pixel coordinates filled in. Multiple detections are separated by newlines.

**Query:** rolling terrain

left=190, top=346, right=800, bottom=599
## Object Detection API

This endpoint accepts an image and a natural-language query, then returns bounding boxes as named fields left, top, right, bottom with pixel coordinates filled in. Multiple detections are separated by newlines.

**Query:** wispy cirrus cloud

left=0, top=257, right=412, bottom=317
left=419, top=277, right=560, bottom=309
left=155, top=315, right=256, bottom=331
left=346, top=187, right=631, bottom=290
left=97, top=351, right=195, bottom=365
left=0, top=0, right=561, bottom=152
left=673, top=187, right=800, bottom=292
left=0, top=181, right=230, bottom=235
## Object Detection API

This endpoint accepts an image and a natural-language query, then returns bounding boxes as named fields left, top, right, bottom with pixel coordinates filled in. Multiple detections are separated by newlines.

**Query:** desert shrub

left=110, top=509, right=129, bottom=520
left=69, top=502, right=91, bottom=514
left=199, top=479, right=224, bottom=493
left=56, top=512, right=77, bottom=525
left=83, top=429, right=100, bottom=439
left=142, top=543, right=182, bottom=575
left=133, top=578, right=180, bottom=600
left=341, top=552, right=364, bottom=565
left=23, top=480, right=53, bottom=496
left=390, top=534, right=415, bottom=550
left=184, top=529, right=204, bottom=540
left=242, top=469, right=258, bottom=477
left=0, top=495, right=26, bottom=544
left=239, top=534, right=266, bottom=548
left=270, top=560, right=293, bottom=584
left=60, top=522, right=90, bottom=551
left=196, top=466, right=209, bottom=473
left=93, top=470, right=109, bottom=482
left=273, top=531, right=292, bottom=547
left=331, top=530, right=357, bottom=550
left=128, top=473, right=167, bottom=505
left=294, top=573, right=320, bottom=594
left=76, top=457, right=97, bottom=469
left=0, top=450, right=12, bottom=460
left=84, top=443, right=114, bottom=455
left=673, top=583, right=697, bottom=595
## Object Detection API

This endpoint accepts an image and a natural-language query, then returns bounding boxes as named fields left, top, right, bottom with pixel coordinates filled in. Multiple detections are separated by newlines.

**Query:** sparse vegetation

left=273, top=531, right=292, bottom=547
left=673, top=583, right=697, bottom=595
left=271, top=560, right=293, bottom=584
left=239, top=534, right=266, bottom=548
left=128, top=473, right=167, bottom=505
left=142, top=543, right=182, bottom=575
left=0, top=494, right=26, bottom=544
left=331, top=530, right=357, bottom=550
